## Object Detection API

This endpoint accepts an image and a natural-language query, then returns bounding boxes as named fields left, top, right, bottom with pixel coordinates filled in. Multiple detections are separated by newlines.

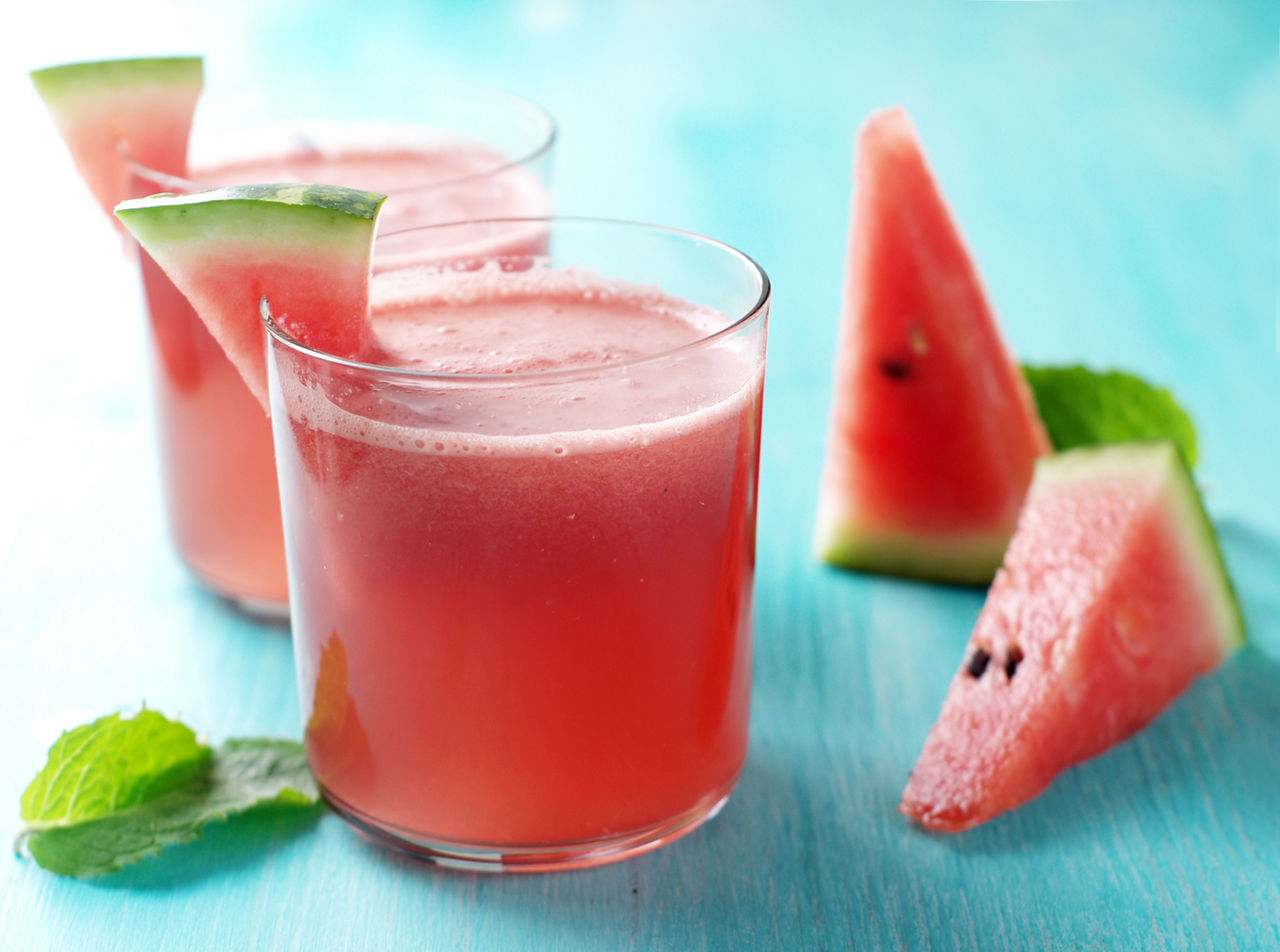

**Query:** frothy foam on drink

left=368, top=265, right=725, bottom=374
left=277, top=267, right=761, bottom=458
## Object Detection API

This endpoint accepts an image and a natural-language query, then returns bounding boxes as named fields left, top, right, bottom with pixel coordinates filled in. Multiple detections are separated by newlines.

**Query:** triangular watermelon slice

left=30, top=56, right=203, bottom=226
left=114, top=183, right=387, bottom=409
left=900, top=442, right=1244, bottom=832
left=815, top=107, right=1051, bottom=584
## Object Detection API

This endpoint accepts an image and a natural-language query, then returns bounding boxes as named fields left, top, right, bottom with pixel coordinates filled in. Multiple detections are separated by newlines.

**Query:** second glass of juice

left=265, top=218, right=770, bottom=870
left=129, top=83, right=555, bottom=616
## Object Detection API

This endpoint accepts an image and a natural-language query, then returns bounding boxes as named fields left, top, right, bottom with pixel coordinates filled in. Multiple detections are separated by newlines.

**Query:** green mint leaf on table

left=17, top=710, right=320, bottom=878
left=1023, top=365, right=1198, bottom=467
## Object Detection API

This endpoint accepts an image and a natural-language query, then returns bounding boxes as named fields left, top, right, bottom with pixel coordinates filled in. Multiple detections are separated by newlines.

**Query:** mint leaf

left=1023, top=365, right=1198, bottom=467
left=17, top=712, right=320, bottom=878
left=20, top=711, right=211, bottom=827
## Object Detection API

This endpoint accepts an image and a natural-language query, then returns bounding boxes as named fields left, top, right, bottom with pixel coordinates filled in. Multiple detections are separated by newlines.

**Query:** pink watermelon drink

left=265, top=219, right=769, bottom=869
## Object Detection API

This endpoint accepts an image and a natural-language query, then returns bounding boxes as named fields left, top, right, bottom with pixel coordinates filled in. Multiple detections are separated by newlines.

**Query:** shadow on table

left=1217, top=516, right=1280, bottom=658
left=923, top=643, right=1280, bottom=854
left=344, top=748, right=895, bottom=949
left=88, top=801, right=325, bottom=890
left=901, top=515, right=1280, bottom=856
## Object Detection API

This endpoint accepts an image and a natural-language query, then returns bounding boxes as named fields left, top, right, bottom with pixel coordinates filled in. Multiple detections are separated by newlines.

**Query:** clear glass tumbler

left=128, top=82, right=555, bottom=617
left=265, top=217, right=770, bottom=870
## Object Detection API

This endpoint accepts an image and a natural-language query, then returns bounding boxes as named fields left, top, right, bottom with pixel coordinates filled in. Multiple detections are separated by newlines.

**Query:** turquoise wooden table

left=3, top=2, right=1278, bottom=948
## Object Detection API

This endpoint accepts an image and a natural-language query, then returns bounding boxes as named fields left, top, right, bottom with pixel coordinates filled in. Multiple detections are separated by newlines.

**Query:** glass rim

left=124, top=83, right=557, bottom=198
left=262, top=215, right=771, bottom=384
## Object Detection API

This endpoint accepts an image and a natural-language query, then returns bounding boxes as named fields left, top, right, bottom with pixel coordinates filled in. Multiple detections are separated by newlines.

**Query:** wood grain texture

left=2, top=1, right=1277, bottom=949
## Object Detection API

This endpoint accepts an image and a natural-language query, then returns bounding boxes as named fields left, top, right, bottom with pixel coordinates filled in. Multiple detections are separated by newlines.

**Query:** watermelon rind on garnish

left=900, top=441, right=1244, bottom=833
left=30, top=56, right=203, bottom=223
left=114, top=183, right=387, bottom=409
left=815, top=107, right=1051, bottom=585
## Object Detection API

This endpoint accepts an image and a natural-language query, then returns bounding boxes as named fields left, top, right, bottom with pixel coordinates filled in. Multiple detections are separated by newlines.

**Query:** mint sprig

left=17, top=710, right=320, bottom=878
left=1024, top=365, right=1198, bottom=467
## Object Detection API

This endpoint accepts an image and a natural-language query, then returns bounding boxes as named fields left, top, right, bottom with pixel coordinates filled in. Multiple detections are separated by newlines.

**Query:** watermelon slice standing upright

left=114, top=183, right=387, bottom=408
left=815, top=107, right=1051, bottom=584
left=900, top=442, right=1244, bottom=832
left=30, top=57, right=203, bottom=226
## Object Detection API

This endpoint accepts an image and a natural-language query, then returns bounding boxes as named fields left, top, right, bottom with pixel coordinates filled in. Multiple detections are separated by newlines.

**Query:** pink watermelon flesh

left=900, top=442, right=1244, bottom=832
left=815, top=107, right=1051, bottom=584
left=114, top=184, right=386, bottom=410
left=30, top=57, right=202, bottom=228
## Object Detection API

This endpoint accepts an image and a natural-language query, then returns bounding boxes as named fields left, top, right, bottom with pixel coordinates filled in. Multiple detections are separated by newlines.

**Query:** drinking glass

left=128, top=81, right=555, bottom=617
left=265, top=217, right=769, bottom=870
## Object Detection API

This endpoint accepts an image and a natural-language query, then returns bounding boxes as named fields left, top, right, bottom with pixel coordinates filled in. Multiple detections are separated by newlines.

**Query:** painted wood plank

left=1, top=2, right=1276, bottom=950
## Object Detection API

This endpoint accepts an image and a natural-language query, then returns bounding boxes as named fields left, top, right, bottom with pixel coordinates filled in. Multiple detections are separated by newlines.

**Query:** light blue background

left=2, top=1, right=1277, bottom=949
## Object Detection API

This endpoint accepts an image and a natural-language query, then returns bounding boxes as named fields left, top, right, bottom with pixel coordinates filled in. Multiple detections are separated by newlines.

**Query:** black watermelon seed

left=879, top=358, right=912, bottom=380
left=966, top=647, right=991, bottom=678
left=1005, top=645, right=1024, bottom=679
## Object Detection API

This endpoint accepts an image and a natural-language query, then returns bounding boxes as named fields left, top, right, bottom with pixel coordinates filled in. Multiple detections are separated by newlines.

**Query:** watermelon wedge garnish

left=30, top=56, right=203, bottom=225
left=815, top=107, right=1051, bottom=584
left=900, top=442, right=1244, bottom=833
left=114, top=183, right=387, bottom=409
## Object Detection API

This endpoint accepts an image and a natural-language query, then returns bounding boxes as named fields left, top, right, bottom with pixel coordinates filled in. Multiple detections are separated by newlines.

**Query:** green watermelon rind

left=114, top=184, right=387, bottom=252
left=814, top=510, right=1009, bottom=586
left=31, top=55, right=205, bottom=226
left=113, top=183, right=387, bottom=409
left=1032, top=441, right=1245, bottom=654
left=30, top=56, right=203, bottom=105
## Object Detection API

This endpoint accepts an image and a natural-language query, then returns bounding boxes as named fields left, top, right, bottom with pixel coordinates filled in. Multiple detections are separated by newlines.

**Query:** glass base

left=321, top=778, right=737, bottom=873
left=181, top=562, right=290, bottom=622
left=174, top=548, right=290, bottom=622
left=220, top=592, right=291, bottom=623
